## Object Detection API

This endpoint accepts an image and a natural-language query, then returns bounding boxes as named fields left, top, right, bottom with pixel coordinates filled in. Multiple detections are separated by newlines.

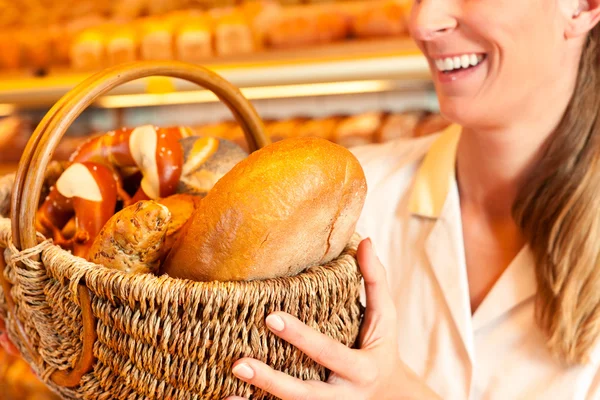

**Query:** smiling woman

left=220, top=0, right=600, bottom=399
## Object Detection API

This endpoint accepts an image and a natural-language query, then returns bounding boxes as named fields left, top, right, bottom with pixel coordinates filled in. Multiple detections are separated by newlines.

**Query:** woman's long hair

left=513, top=25, right=600, bottom=365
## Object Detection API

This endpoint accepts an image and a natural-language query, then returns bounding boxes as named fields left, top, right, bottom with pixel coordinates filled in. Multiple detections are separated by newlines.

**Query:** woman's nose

left=410, top=0, right=458, bottom=41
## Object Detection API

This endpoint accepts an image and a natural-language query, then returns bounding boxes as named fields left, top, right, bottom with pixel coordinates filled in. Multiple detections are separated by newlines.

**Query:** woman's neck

left=456, top=123, right=552, bottom=219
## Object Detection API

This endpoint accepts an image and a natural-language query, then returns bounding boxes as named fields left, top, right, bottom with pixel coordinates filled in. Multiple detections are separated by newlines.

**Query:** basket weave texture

left=0, top=173, right=364, bottom=399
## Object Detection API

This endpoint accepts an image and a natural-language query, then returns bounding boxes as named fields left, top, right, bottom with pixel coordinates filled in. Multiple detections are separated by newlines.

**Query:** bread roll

left=177, top=136, right=248, bottom=195
left=88, top=200, right=171, bottom=274
left=158, top=194, right=202, bottom=254
left=161, top=137, right=367, bottom=282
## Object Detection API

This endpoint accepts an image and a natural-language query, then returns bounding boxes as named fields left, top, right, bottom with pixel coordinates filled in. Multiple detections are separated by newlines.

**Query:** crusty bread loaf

left=161, top=137, right=367, bottom=282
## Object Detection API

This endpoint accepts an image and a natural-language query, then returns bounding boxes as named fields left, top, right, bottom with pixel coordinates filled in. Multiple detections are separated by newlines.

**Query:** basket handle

left=9, top=61, right=270, bottom=387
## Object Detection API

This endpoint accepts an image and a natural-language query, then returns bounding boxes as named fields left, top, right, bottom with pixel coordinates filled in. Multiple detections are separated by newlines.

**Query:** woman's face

left=408, top=0, right=588, bottom=130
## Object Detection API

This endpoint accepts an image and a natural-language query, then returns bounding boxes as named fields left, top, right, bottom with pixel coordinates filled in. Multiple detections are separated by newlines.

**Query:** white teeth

left=433, top=53, right=485, bottom=72
left=461, top=54, right=470, bottom=68
left=470, top=54, right=478, bottom=66
left=444, top=58, right=453, bottom=71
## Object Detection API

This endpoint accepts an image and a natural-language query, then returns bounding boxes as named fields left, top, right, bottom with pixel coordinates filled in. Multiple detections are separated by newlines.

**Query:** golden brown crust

left=161, top=137, right=367, bottom=282
left=88, top=200, right=171, bottom=274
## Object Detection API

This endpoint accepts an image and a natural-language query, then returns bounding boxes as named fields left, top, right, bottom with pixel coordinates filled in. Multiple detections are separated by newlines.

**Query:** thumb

left=357, top=238, right=395, bottom=318
left=356, top=239, right=397, bottom=348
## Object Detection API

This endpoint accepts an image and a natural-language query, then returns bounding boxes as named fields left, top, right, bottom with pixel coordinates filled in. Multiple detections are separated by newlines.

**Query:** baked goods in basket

left=162, top=136, right=367, bottom=282
left=1, top=62, right=363, bottom=400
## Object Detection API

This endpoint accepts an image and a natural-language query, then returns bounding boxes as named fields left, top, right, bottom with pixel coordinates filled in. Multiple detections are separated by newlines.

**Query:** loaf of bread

left=161, top=137, right=367, bottom=282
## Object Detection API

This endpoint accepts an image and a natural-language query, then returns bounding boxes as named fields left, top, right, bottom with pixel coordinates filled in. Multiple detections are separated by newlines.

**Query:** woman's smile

left=430, top=52, right=488, bottom=84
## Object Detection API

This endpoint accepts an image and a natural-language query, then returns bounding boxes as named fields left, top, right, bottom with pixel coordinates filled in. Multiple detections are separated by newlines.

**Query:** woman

left=225, top=0, right=600, bottom=398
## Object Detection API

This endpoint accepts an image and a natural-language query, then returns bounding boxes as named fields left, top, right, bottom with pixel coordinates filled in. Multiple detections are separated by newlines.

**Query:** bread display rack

left=0, top=61, right=363, bottom=399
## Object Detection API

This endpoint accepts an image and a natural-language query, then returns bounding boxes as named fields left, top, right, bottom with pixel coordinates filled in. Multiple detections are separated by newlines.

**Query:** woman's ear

left=565, top=0, right=600, bottom=38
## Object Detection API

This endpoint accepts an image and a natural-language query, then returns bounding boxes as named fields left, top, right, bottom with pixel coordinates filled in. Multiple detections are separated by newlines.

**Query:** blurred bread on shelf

left=139, top=16, right=175, bottom=61
left=21, top=28, right=53, bottom=71
left=415, top=112, right=452, bottom=137
left=193, top=121, right=237, bottom=138
left=296, top=116, right=342, bottom=141
left=376, top=110, right=425, bottom=143
left=175, top=13, right=214, bottom=62
left=106, top=24, right=139, bottom=66
left=266, top=117, right=307, bottom=141
left=350, top=0, right=408, bottom=39
left=0, top=31, right=22, bottom=70
left=70, top=28, right=107, bottom=71
left=333, top=111, right=384, bottom=147
left=241, top=0, right=282, bottom=49
left=214, top=10, right=255, bottom=56
left=0, top=117, right=29, bottom=163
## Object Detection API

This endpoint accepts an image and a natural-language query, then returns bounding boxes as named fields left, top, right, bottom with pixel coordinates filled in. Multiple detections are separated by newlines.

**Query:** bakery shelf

left=0, top=38, right=431, bottom=111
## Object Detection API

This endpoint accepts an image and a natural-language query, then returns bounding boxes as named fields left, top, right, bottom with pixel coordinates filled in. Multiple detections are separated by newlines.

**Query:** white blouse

left=351, top=124, right=600, bottom=400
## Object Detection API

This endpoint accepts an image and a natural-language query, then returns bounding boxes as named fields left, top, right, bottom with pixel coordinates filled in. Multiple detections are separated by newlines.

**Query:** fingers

left=357, top=238, right=396, bottom=318
left=264, top=312, right=363, bottom=381
left=230, top=358, right=331, bottom=400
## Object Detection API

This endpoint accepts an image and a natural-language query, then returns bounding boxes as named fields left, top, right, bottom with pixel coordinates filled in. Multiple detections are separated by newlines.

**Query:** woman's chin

left=436, top=98, right=485, bottom=129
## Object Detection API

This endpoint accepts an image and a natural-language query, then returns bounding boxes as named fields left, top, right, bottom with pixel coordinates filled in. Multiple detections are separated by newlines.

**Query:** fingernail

left=266, top=314, right=285, bottom=332
left=232, top=363, right=255, bottom=380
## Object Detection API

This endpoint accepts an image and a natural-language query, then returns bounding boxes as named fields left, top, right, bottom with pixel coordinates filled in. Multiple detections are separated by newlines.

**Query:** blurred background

left=0, top=1, right=442, bottom=397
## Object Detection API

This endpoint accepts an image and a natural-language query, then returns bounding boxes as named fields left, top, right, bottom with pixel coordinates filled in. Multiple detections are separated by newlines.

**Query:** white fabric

left=351, top=125, right=600, bottom=400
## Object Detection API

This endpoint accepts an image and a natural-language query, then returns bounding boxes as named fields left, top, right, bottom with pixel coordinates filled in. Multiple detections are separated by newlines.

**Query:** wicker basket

left=0, top=62, right=364, bottom=400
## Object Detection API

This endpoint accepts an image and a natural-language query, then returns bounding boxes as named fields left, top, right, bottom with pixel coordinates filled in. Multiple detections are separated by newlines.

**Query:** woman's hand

left=226, top=238, right=441, bottom=400
left=0, top=317, right=20, bottom=356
